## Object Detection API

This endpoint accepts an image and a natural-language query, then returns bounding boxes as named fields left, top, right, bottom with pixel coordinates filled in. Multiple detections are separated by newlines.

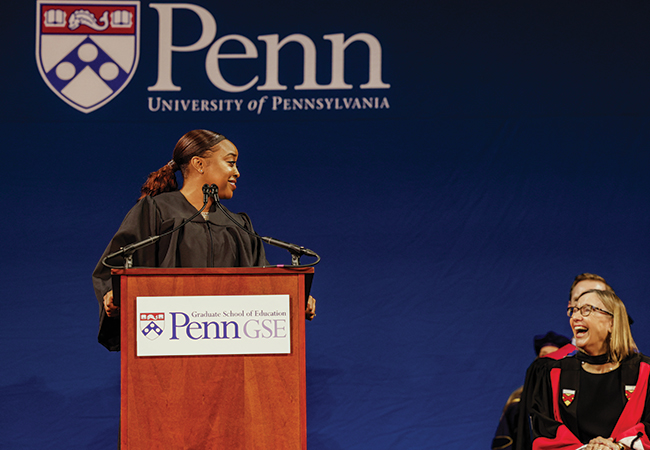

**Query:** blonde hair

left=578, top=289, right=637, bottom=364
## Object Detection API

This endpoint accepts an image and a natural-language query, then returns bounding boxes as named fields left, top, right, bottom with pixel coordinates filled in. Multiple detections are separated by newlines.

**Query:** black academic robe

left=492, top=386, right=523, bottom=450
left=516, top=344, right=577, bottom=450
left=531, top=353, right=650, bottom=450
left=92, top=191, right=269, bottom=351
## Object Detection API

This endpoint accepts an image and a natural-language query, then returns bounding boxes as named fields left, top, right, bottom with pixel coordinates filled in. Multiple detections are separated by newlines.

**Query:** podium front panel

left=115, top=267, right=311, bottom=450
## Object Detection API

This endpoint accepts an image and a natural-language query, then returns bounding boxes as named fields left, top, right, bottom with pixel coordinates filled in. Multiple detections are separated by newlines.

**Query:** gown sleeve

left=611, top=357, right=650, bottom=449
left=530, top=360, right=582, bottom=450
left=91, top=197, right=160, bottom=351
left=518, top=346, right=578, bottom=450
left=518, top=358, right=550, bottom=450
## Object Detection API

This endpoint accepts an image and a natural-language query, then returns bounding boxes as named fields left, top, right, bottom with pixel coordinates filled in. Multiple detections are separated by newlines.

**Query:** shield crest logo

left=36, top=0, right=140, bottom=113
left=625, top=385, right=636, bottom=401
left=562, top=389, right=575, bottom=407
left=140, top=312, right=165, bottom=340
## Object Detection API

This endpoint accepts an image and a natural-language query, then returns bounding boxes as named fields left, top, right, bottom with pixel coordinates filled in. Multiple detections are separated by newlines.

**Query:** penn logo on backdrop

left=36, top=1, right=390, bottom=114
left=36, top=1, right=141, bottom=114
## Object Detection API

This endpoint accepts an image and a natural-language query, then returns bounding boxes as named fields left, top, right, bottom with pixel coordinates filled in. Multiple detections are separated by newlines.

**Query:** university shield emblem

left=562, top=389, right=575, bottom=407
left=36, top=0, right=140, bottom=113
left=625, top=385, right=636, bottom=401
left=140, top=313, right=165, bottom=341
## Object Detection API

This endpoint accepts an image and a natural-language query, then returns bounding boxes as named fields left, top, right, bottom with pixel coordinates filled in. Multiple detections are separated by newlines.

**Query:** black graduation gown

left=530, top=353, right=650, bottom=450
left=492, top=386, right=523, bottom=450
left=92, top=191, right=269, bottom=351
left=516, top=344, right=577, bottom=450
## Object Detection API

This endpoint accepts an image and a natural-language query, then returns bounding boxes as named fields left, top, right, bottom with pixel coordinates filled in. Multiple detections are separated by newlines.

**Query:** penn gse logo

left=140, top=312, right=165, bottom=340
left=36, top=1, right=140, bottom=113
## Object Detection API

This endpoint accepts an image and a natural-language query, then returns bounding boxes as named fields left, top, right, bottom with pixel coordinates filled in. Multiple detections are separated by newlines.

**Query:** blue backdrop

left=2, top=1, right=650, bottom=449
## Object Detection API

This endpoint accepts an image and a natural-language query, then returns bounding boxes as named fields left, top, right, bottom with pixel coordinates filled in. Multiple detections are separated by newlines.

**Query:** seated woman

left=531, top=289, right=650, bottom=450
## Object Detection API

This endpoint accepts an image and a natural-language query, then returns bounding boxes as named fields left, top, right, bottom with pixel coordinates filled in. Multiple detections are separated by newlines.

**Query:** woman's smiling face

left=570, top=291, right=613, bottom=356
left=201, top=140, right=240, bottom=199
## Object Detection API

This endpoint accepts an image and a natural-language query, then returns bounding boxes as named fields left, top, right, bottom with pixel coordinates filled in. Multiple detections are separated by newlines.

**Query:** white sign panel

left=136, top=295, right=291, bottom=357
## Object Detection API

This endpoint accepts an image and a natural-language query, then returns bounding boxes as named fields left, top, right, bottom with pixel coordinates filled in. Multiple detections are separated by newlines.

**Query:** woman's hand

left=305, top=295, right=316, bottom=320
left=103, top=290, right=120, bottom=318
left=585, top=437, right=626, bottom=450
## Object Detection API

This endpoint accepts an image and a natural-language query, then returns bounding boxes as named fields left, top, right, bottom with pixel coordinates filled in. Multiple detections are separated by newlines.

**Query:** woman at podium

left=92, top=129, right=270, bottom=351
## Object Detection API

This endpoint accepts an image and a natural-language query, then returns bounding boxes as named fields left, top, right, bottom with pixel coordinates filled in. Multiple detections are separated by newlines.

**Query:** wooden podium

left=113, top=267, right=314, bottom=449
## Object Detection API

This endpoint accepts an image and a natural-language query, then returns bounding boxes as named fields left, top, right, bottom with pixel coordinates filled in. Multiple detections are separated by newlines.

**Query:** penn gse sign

left=136, top=295, right=291, bottom=357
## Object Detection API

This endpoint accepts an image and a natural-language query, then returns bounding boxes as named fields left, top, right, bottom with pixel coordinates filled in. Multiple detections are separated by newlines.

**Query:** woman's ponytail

left=139, top=160, right=179, bottom=200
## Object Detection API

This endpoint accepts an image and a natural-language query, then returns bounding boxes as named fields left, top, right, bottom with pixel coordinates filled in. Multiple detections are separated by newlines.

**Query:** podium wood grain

left=115, top=267, right=311, bottom=449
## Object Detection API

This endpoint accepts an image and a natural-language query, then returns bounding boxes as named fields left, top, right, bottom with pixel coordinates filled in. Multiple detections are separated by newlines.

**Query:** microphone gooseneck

left=208, top=184, right=320, bottom=267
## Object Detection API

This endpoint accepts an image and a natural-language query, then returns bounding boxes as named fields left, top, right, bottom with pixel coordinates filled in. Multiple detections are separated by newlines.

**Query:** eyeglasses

left=567, top=304, right=614, bottom=318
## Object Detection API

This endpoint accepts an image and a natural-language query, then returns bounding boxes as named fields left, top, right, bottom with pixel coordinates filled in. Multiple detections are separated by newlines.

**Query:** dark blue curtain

left=2, top=1, right=649, bottom=448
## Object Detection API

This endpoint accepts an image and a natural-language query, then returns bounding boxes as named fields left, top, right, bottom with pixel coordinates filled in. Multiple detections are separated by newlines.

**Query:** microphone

left=208, top=184, right=219, bottom=203
left=259, top=236, right=318, bottom=258
left=202, top=184, right=212, bottom=203
left=103, top=235, right=161, bottom=264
